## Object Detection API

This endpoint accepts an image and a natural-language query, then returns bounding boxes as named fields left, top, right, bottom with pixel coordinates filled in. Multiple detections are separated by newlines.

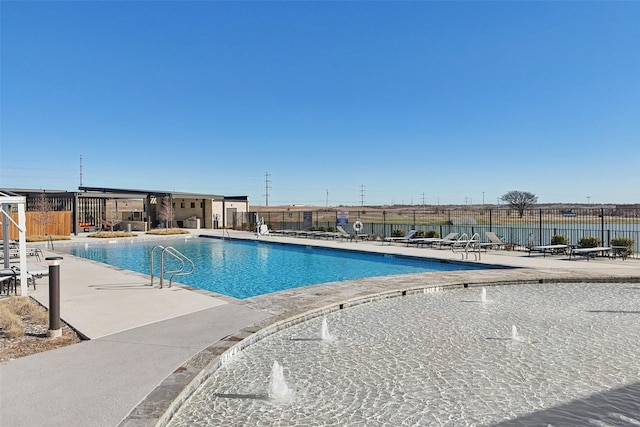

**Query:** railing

left=450, top=233, right=481, bottom=260
left=250, top=207, right=640, bottom=258
left=150, top=245, right=194, bottom=288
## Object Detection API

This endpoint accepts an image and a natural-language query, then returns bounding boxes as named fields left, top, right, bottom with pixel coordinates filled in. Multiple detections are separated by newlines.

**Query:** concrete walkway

left=1, top=231, right=639, bottom=426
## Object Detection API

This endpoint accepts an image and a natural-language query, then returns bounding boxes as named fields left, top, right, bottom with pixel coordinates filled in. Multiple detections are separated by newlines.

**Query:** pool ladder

left=150, top=245, right=194, bottom=288
left=451, top=233, right=482, bottom=260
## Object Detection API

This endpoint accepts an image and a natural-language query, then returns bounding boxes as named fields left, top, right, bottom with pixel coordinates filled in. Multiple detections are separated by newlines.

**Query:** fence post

left=601, top=208, right=605, bottom=246
left=539, top=209, right=543, bottom=246
left=489, top=209, right=492, bottom=232
left=383, top=211, right=387, bottom=238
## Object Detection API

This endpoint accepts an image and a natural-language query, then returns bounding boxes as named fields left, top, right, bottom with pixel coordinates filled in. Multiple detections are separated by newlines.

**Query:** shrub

left=416, top=230, right=439, bottom=238
left=146, top=229, right=189, bottom=236
left=578, top=236, right=601, bottom=248
left=611, top=237, right=635, bottom=255
left=27, top=235, right=70, bottom=242
left=550, top=234, right=569, bottom=245
left=392, top=229, right=406, bottom=237
left=90, top=231, right=138, bottom=238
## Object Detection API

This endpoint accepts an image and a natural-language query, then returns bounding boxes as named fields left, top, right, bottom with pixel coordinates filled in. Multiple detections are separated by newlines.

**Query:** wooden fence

left=0, top=211, right=71, bottom=239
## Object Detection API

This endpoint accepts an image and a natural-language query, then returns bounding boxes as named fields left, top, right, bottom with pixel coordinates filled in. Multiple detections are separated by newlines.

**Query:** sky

left=1, top=1, right=638, bottom=207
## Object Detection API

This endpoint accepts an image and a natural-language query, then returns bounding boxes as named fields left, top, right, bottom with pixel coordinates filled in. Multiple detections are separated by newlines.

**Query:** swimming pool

left=64, top=237, right=493, bottom=299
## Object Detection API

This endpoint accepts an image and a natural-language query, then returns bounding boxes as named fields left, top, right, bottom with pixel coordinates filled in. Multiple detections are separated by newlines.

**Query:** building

left=0, top=187, right=250, bottom=236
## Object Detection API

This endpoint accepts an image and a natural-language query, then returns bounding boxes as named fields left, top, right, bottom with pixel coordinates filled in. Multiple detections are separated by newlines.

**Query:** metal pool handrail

left=150, top=245, right=195, bottom=288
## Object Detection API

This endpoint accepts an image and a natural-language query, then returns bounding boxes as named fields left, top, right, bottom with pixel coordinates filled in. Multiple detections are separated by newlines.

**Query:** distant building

left=1, top=186, right=250, bottom=235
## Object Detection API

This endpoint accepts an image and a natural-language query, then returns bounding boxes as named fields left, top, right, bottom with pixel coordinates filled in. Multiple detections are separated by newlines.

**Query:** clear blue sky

left=1, top=1, right=638, bottom=206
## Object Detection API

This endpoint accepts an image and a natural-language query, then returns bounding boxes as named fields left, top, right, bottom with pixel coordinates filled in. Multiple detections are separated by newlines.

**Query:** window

left=190, top=202, right=195, bottom=208
left=180, top=202, right=185, bottom=208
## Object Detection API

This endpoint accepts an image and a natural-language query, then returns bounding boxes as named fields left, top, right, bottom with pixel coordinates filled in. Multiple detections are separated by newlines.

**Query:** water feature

left=320, top=318, right=333, bottom=341
left=268, top=361, right=291, bottom=400
left=167, top=282, right=640, bottom=426
left=511, top=324, right=520, bottom=341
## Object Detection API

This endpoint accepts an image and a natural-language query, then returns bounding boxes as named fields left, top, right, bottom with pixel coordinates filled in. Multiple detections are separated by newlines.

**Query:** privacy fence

left=249, top=207, right=640, bottom=258
left=0, top=211, right=72, bottom=240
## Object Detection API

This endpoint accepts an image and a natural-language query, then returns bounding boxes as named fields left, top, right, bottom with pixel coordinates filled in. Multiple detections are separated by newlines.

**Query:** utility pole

left=326, top=189, right=329, bottom=208
left=264, top=172, right=271, bottom=206
left=359, top=184, right=366, bottom=208
left=79, top=155, right=83, bottom=186
left=421, top=192, right=426, bottom=206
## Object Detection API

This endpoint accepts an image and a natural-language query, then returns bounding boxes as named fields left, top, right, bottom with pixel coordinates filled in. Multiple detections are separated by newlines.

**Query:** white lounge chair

left=408, top=232, right=456, bottom=248
left=476, top=232, right=507, bottom=250
left=437, top=233, right=462, bottom=248
left=336, top=226, right=354, bottom=241
left=383, top=230, right=417, bottom=245
left=570, top=246, right=612, bottom=261
left=529, top=244, right=569, bottom=257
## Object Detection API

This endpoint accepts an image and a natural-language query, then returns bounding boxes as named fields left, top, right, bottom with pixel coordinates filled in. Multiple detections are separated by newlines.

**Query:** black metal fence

left=247, top=207, right=640, bottom=258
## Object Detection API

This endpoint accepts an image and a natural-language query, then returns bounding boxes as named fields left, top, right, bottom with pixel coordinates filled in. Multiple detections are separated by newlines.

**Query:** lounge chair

left=0, top=246, right=43, bottom=261
left=6, top=264, right=49, bottom=290
left=529, top=244, right=569, bottom=257
left=443, top=233, right=478, bottom=249
left=383, top=230, right=417, bottom=245
left=569, top=246, right=612, bottom=261
left=336, top=226, right=354, bottom=241
left=436, top=233, right=462, bottom=248
left=408, top=232, right=456, bottom=248
left=476, top=232, right=507, bottom=250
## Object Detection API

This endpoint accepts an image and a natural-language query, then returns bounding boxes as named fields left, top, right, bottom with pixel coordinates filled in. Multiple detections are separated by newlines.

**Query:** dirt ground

left=0, top=297, right=82, bottom=363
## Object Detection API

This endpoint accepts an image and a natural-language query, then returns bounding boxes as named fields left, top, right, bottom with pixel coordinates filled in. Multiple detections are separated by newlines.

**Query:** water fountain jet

left=268, top=361, right=291, bottom=400
left=512, top=325, right=521, bottom=341
left=321, top=317, right=333, bottom=340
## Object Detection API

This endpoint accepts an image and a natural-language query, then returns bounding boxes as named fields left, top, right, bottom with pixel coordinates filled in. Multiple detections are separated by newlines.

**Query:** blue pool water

left=65, top=237, right=488, bottom=299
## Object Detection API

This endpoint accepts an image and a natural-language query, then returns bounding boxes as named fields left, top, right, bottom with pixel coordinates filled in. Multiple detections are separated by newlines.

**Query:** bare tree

left=33, top=192, right=55, bottom=236
left=500, top=191, right=538, bottom=218
left=157, top=197, right=174, bottom=228
left=102, top=198, right=121, bottom=232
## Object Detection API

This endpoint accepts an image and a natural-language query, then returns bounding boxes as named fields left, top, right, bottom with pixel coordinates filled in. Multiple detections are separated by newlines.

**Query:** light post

left=45, top=256, right=63, bottom=338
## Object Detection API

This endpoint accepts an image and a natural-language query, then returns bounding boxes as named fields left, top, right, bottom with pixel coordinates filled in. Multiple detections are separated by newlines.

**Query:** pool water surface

left=64, top=237, right=491, bottom=298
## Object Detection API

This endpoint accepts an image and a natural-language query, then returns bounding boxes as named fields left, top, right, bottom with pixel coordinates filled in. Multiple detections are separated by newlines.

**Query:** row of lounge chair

left=383, top=231, right=507, bottom=250
left=529, top=244, right=624, bottom=260
left=268, top=226, right=369, bottom=241
left=263, top=227, right=623, bottom=260
left=1, top=240, right=44, bottom=261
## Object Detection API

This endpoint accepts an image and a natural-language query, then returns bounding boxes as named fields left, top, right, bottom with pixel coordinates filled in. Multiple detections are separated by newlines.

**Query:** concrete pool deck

left=1, top=230, right=639, bottom=426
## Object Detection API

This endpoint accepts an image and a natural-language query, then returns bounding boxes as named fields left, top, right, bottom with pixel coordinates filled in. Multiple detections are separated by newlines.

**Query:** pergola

left=1, top=189, right=29, bottom=295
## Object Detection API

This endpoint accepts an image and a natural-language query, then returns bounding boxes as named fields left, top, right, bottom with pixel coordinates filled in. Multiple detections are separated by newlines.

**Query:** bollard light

left=45, top=256, right=63, bottom=338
